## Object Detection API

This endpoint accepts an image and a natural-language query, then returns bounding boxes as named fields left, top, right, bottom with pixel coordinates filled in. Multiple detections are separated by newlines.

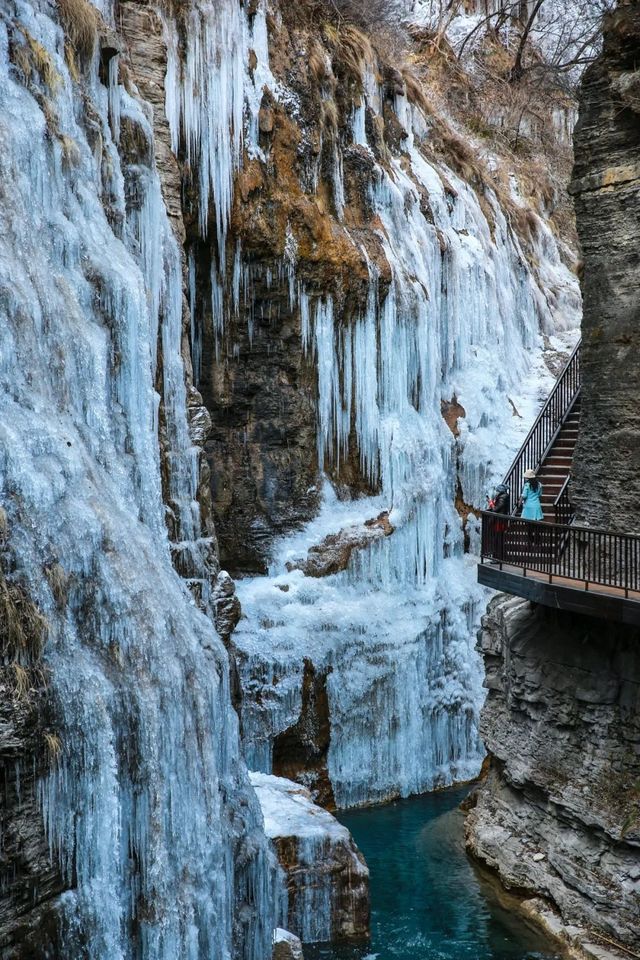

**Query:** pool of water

left=306, top=786, right=559, bottom=960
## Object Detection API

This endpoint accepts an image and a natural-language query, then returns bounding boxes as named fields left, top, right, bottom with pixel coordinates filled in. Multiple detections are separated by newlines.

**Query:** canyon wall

left=465, top=595, right=640, bottom=954
left=466, top=7, right=640, bottom=955
left=570, top=3, right=640, bottom=533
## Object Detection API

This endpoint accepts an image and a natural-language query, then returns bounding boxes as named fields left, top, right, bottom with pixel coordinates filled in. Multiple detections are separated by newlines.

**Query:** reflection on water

left=306, top=786, right=559, bottom=960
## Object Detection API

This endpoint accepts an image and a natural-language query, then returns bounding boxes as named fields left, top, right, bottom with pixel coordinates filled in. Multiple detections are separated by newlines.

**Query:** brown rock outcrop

left=272, top=659, right=335, bottom=810
left=0, top=573, right=65, bottom=959
left=273, top=929, right=304, bottom=960
left=286, top=512, right=394, bottom=578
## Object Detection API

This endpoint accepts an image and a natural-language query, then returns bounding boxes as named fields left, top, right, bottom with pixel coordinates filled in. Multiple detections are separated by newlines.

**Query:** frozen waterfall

left=208, top=31, right=580, bottom=807
left=0, top=2, right=273, bottom=956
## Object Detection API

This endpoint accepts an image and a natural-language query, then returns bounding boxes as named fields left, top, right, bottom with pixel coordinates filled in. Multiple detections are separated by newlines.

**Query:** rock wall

left=570, top=3, right=640, bottom=532
left=467, top=11, right=640, bottom=954
left=465, top=595, right=640, bottom=953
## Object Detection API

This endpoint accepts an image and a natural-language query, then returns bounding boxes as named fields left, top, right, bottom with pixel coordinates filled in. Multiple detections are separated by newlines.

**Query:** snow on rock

left=286, top=512, right=394, bottom=578
left=251, top=773, right=370, bottom=944
left=273, top=928, right=304, bottom=960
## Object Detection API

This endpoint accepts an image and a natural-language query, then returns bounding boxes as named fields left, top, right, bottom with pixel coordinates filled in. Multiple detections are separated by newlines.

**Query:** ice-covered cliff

left=194, top=2, right=581, bottom=808
left=0, top=0, right=584, bottom=953
left=0, top=1, right=274, bottom=956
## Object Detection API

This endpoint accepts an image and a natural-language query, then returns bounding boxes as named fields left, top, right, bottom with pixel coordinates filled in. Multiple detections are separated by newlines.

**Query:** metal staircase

left=478, top=339, right=640, bottom=625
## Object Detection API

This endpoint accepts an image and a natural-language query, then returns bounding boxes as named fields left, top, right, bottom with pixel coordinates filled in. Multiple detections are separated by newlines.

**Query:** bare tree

left=442, top=0, right=615, bottom=88
left=323, top=0, right=408, bottom=30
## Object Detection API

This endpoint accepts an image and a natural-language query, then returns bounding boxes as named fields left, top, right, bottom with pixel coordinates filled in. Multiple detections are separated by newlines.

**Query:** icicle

left=0, top=7, right=275, bottom=957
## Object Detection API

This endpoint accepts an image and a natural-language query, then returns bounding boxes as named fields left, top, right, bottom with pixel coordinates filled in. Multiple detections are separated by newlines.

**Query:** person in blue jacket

left=520, top=468, right=543, bottom=543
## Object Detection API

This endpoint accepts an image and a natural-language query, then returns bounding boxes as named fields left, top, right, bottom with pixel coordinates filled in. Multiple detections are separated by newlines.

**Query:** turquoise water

left=306, top=787, right=559, bottom=960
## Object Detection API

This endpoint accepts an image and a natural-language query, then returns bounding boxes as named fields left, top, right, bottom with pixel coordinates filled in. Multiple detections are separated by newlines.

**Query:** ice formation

left=0, top=2, right=273, bottom=956
left=222, top=24, right=580, bottom=807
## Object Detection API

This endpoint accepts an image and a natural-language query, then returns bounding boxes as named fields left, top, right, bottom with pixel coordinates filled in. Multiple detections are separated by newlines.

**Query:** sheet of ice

left=0, top=3, right=274, bottom=956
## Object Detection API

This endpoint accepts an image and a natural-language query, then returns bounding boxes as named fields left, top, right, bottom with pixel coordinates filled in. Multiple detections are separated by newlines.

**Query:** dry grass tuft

left=321, top=98, right=339, bottom=135
left=325, top=23, right=373, bottom=89
left=11, top=30, right=61, bottom=91
left=309, top=40, right=330, bottom=83
left=0, top=577, right=48, bottom=661
left=58, top=0, right=99, bottom=62
left=65, top=41, right=80, bottom=82
left=44, top=731, right=63, bottom=763
left=11, top=662, right=31, bottom=701
left=45, top=562, right=69, bottom=605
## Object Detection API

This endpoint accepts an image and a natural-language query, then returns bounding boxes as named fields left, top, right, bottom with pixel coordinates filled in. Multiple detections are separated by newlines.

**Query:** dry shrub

left=321, top=0, right=405, bottom=31
left=0, top=576, right=47, bottom=661
left=325, top=23, right=373, bottom=88
left=58, top=0, right=99, bottom=61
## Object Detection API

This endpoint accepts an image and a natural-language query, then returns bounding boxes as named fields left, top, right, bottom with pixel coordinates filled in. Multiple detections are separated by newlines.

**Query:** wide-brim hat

left=524, top=469, right=536, bottom=480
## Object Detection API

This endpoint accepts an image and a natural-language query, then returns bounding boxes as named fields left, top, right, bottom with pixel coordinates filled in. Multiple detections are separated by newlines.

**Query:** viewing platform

left=478, top=341, right=640, bottom=626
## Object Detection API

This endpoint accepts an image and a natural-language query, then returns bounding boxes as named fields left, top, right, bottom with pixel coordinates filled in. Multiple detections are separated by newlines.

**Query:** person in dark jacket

left=487, top=483, right=510, bottom=560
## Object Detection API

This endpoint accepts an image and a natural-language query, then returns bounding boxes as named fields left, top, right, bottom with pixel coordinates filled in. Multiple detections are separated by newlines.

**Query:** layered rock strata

left=465, top=594, right=640, bottom=954
left=570, top=4, right=640, bottom=532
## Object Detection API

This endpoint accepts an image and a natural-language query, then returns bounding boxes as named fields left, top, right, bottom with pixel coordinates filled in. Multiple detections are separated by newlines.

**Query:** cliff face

left=465, top=595, right=640, bottom=954
left=466, top=9, right=640, bottom=952
left=206, top=1, right=582, bottom=810
left=570, top=4, right=640, bottom=532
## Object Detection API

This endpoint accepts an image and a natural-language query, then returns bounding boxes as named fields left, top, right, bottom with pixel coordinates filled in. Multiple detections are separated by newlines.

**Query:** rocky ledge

left=250, top=773, right=369, bottom=944
left=465, top=594, right=640, bottom=957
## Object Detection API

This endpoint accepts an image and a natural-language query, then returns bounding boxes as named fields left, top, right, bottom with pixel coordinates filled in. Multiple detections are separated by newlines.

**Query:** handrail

left=553, top=474, right=571, bottom=508
left=554, top=474, right=574, bottom=526
left=480, top=336, right=640, bottom=608
left=481, top=512, right=640, bottom=599
left=504, top=339, right=581, bottom=509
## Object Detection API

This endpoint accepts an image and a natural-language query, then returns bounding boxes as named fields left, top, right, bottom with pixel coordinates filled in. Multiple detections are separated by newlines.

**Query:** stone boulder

left=250, top=773, right=369, bottom=944
left=273, top=928, right=304, bottom=960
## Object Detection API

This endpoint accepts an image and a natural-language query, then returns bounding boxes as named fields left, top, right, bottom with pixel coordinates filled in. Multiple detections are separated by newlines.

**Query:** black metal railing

left=481, top=513, right=640, bottom=598
left=504, top=340, right=581, bottom=510
left=554, top=474, right=574, bottom=526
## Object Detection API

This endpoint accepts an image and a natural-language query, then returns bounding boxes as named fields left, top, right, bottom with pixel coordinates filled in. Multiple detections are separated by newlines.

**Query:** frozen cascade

left=163, top=0, right=274, bottom=260
left=227, top=37, right=580, bottom=807
left=0, top=3, right=274, bottom=956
